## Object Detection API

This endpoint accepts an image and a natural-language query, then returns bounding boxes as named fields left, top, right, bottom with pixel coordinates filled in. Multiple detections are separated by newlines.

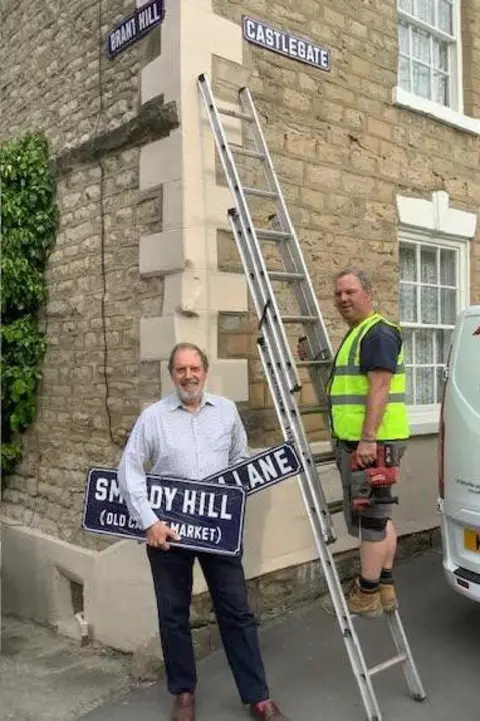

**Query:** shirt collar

left=167, top=391, right=216, bottom=411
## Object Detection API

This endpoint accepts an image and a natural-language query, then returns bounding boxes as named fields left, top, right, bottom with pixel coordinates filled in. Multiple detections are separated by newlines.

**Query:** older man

left=118, top=343, right=285, bottom=721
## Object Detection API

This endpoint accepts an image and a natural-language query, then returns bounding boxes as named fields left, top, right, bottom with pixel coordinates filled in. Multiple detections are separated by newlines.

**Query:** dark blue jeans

left=147, top=545, right=270, bottom=704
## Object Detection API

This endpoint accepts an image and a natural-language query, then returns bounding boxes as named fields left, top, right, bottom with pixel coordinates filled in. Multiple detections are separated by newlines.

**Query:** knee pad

left=359, top=515, right=388, bottom=532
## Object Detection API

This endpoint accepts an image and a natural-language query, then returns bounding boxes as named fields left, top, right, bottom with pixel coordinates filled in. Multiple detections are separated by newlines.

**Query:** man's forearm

left=362, top=372, right=392, bottom=440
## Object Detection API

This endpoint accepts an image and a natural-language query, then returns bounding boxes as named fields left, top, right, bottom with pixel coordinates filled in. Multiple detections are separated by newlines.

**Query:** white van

left=438, top=305, right=480, bottom=602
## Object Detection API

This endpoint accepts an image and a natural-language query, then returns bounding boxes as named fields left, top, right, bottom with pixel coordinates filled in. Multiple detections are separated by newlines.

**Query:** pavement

left=1, top=547, right=479, bottom=721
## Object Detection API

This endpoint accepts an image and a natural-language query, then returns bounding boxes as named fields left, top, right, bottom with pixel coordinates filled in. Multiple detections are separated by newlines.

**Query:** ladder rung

left=327, top=500, right=344, bottom=515
left=368, top=654, right=408, bottom=677
left=268, top=270, right=305, bottom=282
left=282, top=315, right=318, bottom=324
left=244, top=186, right=278, bottom=199
left=296, top=360, right=332, bottom=368
left=217, top=106, right=254, bottom=122
left=299, top=405, right=327, bottom=416
left=255, top=228, right=291, bottom=241
left=229, top=145, right=265, bottom=159
left=312, top=451, right=336, bottom=465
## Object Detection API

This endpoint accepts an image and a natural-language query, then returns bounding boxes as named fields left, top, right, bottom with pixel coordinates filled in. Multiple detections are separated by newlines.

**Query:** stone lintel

left=54, top=97, right=179, bottom=176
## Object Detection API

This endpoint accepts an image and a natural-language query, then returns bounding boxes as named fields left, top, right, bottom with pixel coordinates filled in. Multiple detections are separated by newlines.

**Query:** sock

left=359, top=576, right=379, bottom=592
left=253, top=700, right=271, bottom=710
left=380, top=569, right=394, bottom=585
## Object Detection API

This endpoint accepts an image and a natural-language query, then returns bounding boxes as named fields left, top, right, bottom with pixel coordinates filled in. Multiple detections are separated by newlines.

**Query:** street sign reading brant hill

left=83, top=442, right=303, bottom=555
left=106, top=0, right=165, bottom=59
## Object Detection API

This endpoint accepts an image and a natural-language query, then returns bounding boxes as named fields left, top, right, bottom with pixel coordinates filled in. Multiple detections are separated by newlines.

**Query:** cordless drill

left=350, top=444, right=399, bottom=512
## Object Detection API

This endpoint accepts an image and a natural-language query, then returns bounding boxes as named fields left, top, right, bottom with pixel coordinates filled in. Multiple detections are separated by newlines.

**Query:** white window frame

left=396, top=191, right=476, bottom=435
left=398, top=0, right=462, bottom=109
left=394, top=1, right=480, bottom=136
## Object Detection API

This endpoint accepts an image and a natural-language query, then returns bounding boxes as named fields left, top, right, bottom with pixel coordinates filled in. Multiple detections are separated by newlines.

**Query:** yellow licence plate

left=464, top=528, right=480, bottom=553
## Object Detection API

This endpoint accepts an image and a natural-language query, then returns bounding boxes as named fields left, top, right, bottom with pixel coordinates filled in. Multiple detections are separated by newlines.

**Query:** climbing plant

left=1, top=133, right=58, bottom=481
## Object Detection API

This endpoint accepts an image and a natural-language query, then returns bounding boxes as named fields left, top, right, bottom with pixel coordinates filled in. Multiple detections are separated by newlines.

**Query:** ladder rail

left=256, top=340, right=382, bottom=721
left=198, top=74, right=301, bottom=395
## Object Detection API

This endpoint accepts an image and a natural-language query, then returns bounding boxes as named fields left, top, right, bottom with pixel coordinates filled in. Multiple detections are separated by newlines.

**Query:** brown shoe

left=250, top=699, right=286, bottom=720
left=321, top=579, right=383, bottom=619
left=380, top=582, right=398, bottom=613
left=171, top=692, right=195, bottom=721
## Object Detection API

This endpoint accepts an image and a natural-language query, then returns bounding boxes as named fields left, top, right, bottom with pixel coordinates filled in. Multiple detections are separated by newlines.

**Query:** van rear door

left=443, top=306, right=480, bottom=574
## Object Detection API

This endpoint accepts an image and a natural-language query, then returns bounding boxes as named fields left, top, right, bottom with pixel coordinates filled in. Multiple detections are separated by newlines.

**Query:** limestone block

left=139, top=231, right=185, bottom=276
left=140, top=314, right=210, bottom=361
left=139, top=130, right=182, bottom=191
left=209, top=272, right=248, bottom=313
left=207, top=359, right=249, bottom=401
left=163, top=270, right=208, bottom=316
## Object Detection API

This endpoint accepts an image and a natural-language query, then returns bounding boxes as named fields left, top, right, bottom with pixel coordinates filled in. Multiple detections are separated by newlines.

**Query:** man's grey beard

left=177, top=385, right=202, bottom=404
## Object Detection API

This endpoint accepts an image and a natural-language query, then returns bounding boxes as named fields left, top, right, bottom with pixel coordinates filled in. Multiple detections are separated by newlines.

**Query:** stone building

left=1, top=0, right=479, bottom=654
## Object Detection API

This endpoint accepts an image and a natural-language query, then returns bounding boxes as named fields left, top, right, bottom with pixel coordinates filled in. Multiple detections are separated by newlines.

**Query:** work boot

left=321, top=578, right=383, bottom=619
left=380, top=582, right=398, bottom=613
left=250, top=699, right=286, bottom=720
left=171, top=692, right=195, bottom=721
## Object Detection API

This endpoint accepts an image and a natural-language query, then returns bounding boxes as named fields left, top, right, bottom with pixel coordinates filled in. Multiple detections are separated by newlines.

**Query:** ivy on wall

left=1, top=133, right=58, bottom=481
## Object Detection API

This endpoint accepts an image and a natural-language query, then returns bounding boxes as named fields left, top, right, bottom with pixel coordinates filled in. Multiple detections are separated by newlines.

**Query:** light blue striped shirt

left=117, top=392, right=249, bottom=530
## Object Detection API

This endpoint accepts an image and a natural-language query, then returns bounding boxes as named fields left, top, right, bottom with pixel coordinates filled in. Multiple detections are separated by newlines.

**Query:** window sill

left=393, top=87, right=480, bottom=136
left=408, top=404, right=440, bottom=436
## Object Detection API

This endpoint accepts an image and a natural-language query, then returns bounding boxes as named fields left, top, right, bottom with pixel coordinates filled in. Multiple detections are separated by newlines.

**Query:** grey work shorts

left=334, top=440, right=407, bottom=542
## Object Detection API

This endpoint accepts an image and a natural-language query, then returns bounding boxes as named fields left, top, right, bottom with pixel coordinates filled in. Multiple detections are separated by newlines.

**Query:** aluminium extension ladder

left=198, top=73, right=426, bottom=721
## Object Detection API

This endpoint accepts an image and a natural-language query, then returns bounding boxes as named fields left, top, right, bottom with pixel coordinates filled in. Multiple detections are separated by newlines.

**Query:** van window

left=452, top=314, right=480, bottom=415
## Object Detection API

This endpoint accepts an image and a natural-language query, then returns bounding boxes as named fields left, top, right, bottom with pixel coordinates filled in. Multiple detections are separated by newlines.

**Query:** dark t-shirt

left=359, top=321, right=402, bottom=374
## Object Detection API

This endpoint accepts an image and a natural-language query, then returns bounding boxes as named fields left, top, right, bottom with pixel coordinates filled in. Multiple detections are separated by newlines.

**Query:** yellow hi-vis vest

left=329, top=313, right=410, bottom=441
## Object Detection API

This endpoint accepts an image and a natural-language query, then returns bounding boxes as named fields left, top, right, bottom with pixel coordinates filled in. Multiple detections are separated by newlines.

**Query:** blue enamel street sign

left=208, top=442, right=302, bottom=495
left=83, top=471, right=246, bottom=556
left=106, top=0, right=165, bottom=59
left=82, top=443, right=303, bottom=554
left=242, top=15, right=330, bottom=71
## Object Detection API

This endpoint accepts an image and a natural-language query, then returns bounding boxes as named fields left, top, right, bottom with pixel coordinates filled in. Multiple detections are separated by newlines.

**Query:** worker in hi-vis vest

left=300, top=268, right=409, bottom=618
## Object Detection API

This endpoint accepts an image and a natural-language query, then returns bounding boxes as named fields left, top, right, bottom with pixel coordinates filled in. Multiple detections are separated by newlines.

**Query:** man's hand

left=355, top=440, right=377, bottom=468
left=145, top=521, right=180, bottom=551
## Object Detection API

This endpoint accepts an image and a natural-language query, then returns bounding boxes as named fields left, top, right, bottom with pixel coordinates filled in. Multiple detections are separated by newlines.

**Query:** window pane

left=436, top=329, right=453, bottom=364
left=413, top=62, right=431, bottom=98
left=440, top=288, right=456, bottom=324
left=412, top=28, right=431, bottom=62
left=433, top=72, right=448, bottom=105
left=416, top=367, right=435, bottom=404
left=440, top=248, right=456, bottom=285
left=400, top=244, right=417, bottom=281
left=421, top=286, right=438, bottom=324
left=399, top=57, right=410, bottom=90
left=400, top=284, right=417, bottom=322
left=402, top=328, right=413, bottom=364
left=438, top=0, right=453, bottom=34
left=406, top=367, right=414, bottom=405
left=421, top=246, right=437, bottom=283
left=416, top=329, right=434, bottom=364
left=433, top=40, right=449, bottom=71
left=399, top=22, right=410, bottom=54
left=415, top=0, right=434, bottom=24
left=399, top=0, right=414, bottom=13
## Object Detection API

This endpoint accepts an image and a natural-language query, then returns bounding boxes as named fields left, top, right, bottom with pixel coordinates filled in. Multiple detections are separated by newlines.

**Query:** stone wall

left=1, top=0, right=176, bottom=545
left=213, top=0, right=480, bottom=446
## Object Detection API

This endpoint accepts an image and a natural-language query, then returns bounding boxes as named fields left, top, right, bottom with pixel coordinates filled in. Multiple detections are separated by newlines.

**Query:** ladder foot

left=413, top=693, right=427, bottom=702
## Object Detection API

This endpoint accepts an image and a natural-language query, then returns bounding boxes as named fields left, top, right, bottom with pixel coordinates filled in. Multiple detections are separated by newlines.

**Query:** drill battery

left=349, top=444, right=400, bottom=512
